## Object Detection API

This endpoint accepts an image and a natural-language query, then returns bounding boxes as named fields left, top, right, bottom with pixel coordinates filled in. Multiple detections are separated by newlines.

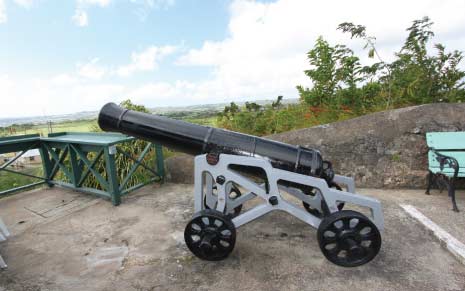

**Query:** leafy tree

left=297, top=37, right=341, bottom=106
left=297, top=37, right=367, bottom=109
left=272, top=96, right=283, bottom=109
left=245, top=102, right=262, bottom=112
left=120, top=99, right=150, bottom=113
left=388, top=17, right=465, bottom=104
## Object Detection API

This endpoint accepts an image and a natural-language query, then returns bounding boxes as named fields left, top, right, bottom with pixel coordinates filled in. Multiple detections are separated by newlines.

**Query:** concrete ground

left=0, top=184, right=465, bottom=291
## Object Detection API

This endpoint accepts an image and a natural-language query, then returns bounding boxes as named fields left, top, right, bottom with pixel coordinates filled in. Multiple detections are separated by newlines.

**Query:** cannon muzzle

left=98, top=102, right=326, bottom=179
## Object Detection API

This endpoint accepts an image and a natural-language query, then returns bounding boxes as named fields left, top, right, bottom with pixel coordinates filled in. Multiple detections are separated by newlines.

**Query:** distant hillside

left=0, top=98, right=299, bottom=127
left=0, top=111, right=97, bottom=127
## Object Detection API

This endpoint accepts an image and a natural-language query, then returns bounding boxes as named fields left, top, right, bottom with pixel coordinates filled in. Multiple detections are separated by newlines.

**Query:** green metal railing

left=0, top=132, right=164, bottom=205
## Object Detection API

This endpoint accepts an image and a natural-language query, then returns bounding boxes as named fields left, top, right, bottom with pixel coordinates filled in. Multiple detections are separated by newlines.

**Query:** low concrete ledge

left=165, top=153, right=195, bottom=184
left=400, top=204, right=465, bottom=265
left=164, top=103, right=465, bottom=188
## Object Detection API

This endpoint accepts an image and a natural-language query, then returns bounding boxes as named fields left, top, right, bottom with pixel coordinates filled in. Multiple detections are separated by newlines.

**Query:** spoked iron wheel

left=317, top=210, right=381, bottom=267
left=302, top=183, right=345, bottom=217
left=184, top=209, right=236, bottom=261
left=204, top=185, right=243, bottom=217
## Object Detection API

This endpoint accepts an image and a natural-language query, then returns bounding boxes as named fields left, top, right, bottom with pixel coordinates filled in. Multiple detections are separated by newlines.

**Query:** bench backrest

left=426, top=132, right=465, bottom=177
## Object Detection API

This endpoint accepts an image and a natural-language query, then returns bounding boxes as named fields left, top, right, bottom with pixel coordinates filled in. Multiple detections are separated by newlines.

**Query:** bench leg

left=425, top=171, right=434, bottom=195
left=0, top=254, right=6, bottom=269
left=447, top=178, right=459, bottom=212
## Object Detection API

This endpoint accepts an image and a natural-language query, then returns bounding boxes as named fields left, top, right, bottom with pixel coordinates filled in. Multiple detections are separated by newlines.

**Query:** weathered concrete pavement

left=0, top=184, right=465, bottom=291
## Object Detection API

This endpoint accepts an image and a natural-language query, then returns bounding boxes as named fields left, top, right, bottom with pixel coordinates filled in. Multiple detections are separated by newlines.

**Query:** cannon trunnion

left=98, top=102, right=384, bottom=267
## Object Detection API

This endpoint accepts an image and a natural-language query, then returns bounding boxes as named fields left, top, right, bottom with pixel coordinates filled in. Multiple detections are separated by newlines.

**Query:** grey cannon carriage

left=98, top=102, right=384, bottom=267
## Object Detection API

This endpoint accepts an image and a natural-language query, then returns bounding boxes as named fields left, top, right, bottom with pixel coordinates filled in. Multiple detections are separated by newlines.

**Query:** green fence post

left=69, top=144, right=81, bottom=187
left=104, top=145, right=121, bottom=206
left=155, top=144, right=164, bottom=181
left=39, top=144, right=53, bottom=187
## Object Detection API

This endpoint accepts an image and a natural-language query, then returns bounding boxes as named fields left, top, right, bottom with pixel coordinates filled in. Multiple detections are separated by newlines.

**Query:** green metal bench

left=426, top=132, right=465, bottom=212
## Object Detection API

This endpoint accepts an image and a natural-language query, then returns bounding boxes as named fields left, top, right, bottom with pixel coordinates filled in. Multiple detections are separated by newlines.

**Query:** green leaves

left=299, top=36, right=366, bottom=108
left=368, top=48, right=375, bottom=59
left=299, top=17, right=465, bottom=110
left=120, top=99, right=150, bottom=113
left=337, top=22, right=367, bottom=39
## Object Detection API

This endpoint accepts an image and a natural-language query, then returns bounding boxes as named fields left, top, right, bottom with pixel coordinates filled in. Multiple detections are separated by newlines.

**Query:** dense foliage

left=218, top=17, right=465, bottom=136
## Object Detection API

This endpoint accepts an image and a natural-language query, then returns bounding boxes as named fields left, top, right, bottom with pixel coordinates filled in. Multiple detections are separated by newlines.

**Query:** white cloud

left=130, top=0, right=175, bottom=9
left=76, top=58, right=107, bottom=79
left=177, top=0, right=465, bottom=102
left=50, top=74, right=79, bottom=86
left=0, top=74, right=125, bottom=118
left=0, top=0, right=6, bottom=23
left=116, top=45, right=177, bottom=77
left=72, top=0, right=173, bottom=26
left=131, top=0, right=175, bottom=21
left=72, top=9, right=88, bottom=26
left=72, top=0, right=111, bottom=27
left=13, top=0, right=35, bottom=8
left=77, top=0, right=111, bottom=7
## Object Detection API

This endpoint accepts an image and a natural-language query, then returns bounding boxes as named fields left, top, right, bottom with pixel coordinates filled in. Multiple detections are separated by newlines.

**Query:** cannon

left=99, top=102, right=384, bottom=267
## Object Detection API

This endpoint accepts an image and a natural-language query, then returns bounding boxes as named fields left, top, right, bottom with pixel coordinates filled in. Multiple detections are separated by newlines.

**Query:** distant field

left=184, top=116, right=217, bottom=126
left=1, top=119, right=97, bottom=136
left=1, top=110, right=220, bottom=137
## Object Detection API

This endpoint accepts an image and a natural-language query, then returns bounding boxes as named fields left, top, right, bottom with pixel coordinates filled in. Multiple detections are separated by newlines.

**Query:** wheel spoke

left=361, top=232, right=377, bottom=241
left=342, top=218, right=350, bottom=229
left=218, top=223, right=230, bottom=232
left=220, top=233, right=231, bottom=240
left=189, top=238, right=201, bottom=245
left=327, top=224, right=340, bottom=234
left=190, top=228, right=201, bottom=235
left=216, top=243, right=228, bottom=251
left=354, top=221, right=367, bottom=232
left=326, top=245, right=341, bottom=257
left=361, top=245, right=374, bottom=258
left=322, top=236, right=337, bottom=244
left=346, top=247, right=362, bottom=262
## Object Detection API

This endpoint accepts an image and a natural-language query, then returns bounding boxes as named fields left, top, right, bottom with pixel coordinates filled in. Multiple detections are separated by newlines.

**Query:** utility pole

left=48, top=121, right=53, bottom=134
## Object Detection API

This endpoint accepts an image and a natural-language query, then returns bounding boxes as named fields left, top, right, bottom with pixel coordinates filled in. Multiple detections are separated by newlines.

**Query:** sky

left=1, top=0, right=465, bottom=118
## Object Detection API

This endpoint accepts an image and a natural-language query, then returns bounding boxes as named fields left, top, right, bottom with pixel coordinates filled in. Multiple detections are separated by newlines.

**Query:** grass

left=0, top=166, right=43, bottom=193
left=183, top=116, right=217, bottom=126
left=1, top=111, right=219, bottom=138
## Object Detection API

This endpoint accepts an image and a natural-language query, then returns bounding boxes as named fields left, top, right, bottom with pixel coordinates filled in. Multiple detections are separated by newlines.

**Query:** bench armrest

left=430, top=148, right=460, bottom=179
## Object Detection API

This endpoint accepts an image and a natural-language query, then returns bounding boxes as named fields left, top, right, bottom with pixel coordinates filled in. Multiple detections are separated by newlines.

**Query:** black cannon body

left=98, top=103, right=332, bottom=182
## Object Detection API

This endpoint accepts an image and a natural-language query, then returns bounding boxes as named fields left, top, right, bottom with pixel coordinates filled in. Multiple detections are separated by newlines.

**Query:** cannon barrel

left=98, top=102, right=326, bottom=178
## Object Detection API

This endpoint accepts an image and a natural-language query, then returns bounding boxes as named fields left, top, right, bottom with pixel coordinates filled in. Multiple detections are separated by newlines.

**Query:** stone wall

left=165, top=103, right=465, bottom=188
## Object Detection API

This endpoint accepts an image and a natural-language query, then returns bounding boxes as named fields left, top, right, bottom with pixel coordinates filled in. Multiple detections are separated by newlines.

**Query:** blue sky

left=1, top=0, right=465, bottom=117
left=2, top=0, right=229, bottom=83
